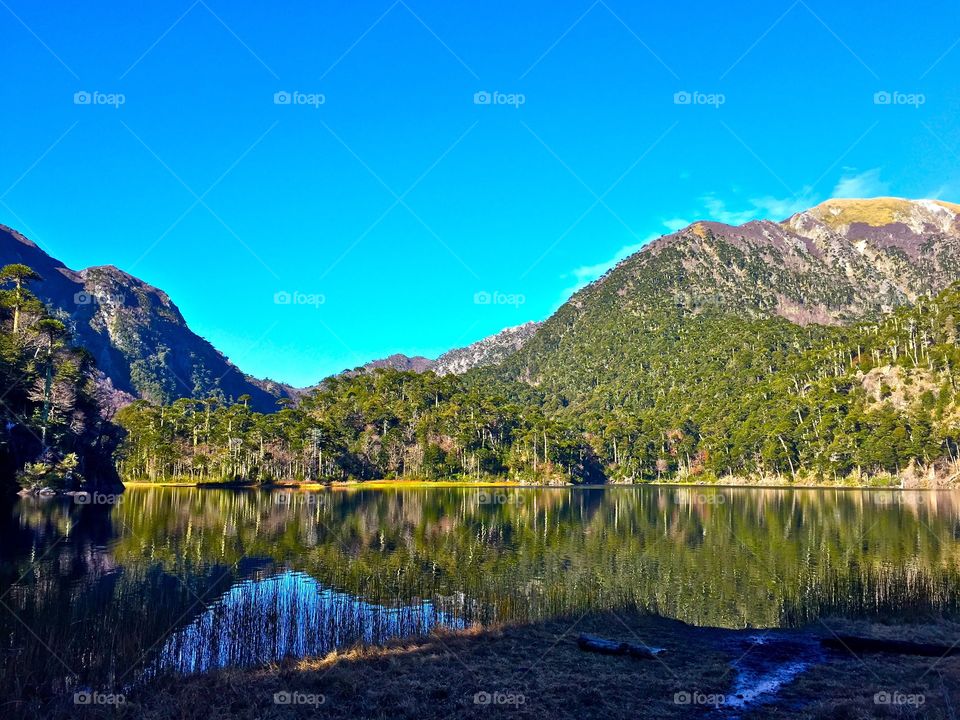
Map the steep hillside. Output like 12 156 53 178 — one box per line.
495 198 960 401
116 282 960 484
0 225 290 413
110 197 960 485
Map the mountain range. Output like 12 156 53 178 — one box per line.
4 197 960 418
349 322 542 377
0 225 542 412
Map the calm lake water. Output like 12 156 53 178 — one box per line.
1 485 959 692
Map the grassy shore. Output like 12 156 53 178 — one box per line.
25 611 960 719
119 465 960 490
120 478 528 489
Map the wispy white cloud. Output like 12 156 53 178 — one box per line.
663 218 691 232
702 192 816 225
923 183 960 202
561 233 661 301
831 168 889 198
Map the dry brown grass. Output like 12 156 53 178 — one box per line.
810 197 914 227
776 616 960 719
806 196 960 229
15 612 960 720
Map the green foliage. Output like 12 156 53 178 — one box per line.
116 282 960 486
17 453 80 491
115 370 593 484
491 282 960 483
0 264 115 491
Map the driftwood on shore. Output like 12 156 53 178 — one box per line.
822 635 960 657
576 633 664 659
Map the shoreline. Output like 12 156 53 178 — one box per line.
117 478 960 491
26 611 960 719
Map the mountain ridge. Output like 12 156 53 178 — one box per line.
5 196 959 415
0 224 292 413
564 196 960 326
491 198 960 415
338 322 544 379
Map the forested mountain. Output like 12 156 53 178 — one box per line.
469 197 960 483
496 198 960 400
115 282 960 486
12 197 960 487
0 225 291 412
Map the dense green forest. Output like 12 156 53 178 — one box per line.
114 283 960 486
0 264 118 491
489 296 960 484
4 255 960 488
114 371 601 484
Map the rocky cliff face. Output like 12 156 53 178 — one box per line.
0 225 291 413
784 198 960 311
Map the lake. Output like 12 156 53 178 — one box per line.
1 485 959 694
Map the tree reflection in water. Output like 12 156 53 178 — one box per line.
0 485 958 693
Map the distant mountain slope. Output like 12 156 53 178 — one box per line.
0 224 290 413
494 197 960 402
337 323 543 382
358 354 436 374
434 322 542 375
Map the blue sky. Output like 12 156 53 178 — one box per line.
1 0 959 386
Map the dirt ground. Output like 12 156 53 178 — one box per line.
16 611 960 719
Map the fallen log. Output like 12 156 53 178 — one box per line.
821 635 960 657
577 633 664 659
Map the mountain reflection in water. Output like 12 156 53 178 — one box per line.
1 485 958 692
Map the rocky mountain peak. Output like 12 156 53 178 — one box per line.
788 197 960 235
